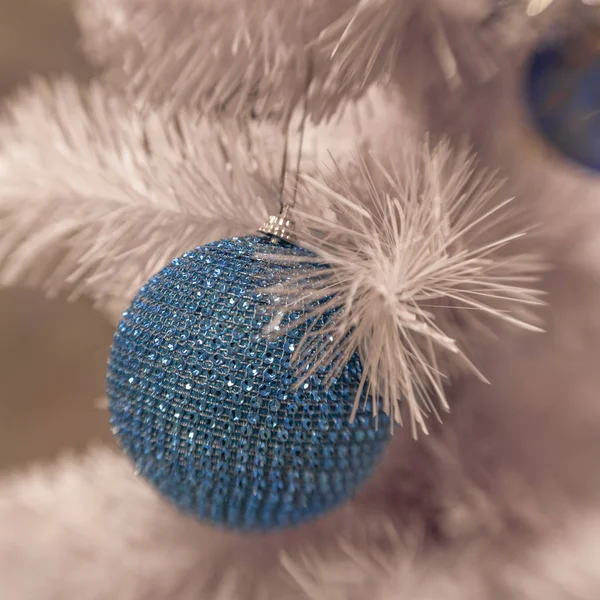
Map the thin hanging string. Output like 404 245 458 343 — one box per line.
277 123 291 212
291 56 313 210
277 52 314 215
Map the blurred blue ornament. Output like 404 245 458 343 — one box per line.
107 235 390 530
526 31 600 171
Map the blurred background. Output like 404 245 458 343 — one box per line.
0 0 115 471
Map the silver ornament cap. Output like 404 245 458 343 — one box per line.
258 206 296 243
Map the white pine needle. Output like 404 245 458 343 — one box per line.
262 143 545 436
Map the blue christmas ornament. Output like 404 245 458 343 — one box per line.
107 235 390 530
526 29 600 171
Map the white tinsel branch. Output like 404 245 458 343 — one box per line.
0 77 282 308
263 144 545 435
77 0 364 121
74 0 524 122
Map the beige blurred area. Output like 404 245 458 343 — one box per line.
0 0 117 471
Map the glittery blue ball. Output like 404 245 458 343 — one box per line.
107 236 390 530
526 35 600 171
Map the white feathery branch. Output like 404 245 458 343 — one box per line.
315 0 495 96
262 143 545 436
0 77 281 309
77 0 357 121
330 0 600 102
75 0 503 121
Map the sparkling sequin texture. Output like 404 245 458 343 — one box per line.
107 236 390 530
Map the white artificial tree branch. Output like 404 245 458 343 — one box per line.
74 0 522 122
0 77 282 309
